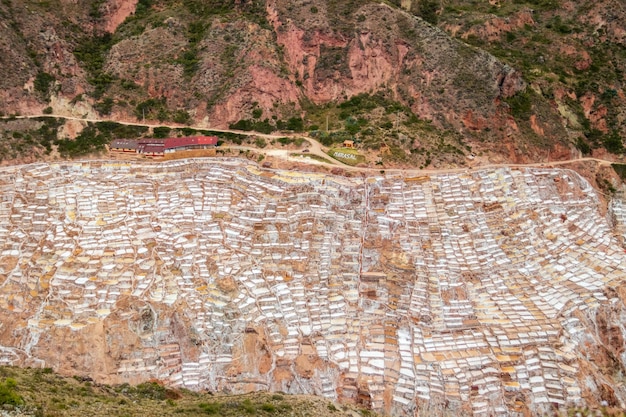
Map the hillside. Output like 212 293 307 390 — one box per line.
0 366 375 417
0 159 625 416
0 0 624 167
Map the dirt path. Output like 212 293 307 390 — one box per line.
2 114 621 174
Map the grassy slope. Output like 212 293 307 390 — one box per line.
0 366 378 417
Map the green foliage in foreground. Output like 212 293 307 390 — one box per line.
0 366 375 417
0 377 23 406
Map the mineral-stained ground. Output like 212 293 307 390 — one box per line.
0 159 625 416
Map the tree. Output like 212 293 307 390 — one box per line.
415 0 439 25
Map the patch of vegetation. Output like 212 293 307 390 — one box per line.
276 137 306 147
152 126 172 138
228 115 304 134
304 91 463 169
55 124 109 158
546 15 573 34
513 0 560 11
131 381 170 400
575 137 591 155
73 33 116 99
414 0 439 25
612 164 626 181
199 401 222 414
34 72 55 99
309 130 349 147
174 21 207 78
183 0 269 28
173 110 192 125
199 129 248 145
0 366 381 417
229 119 274 134
135 97 170 122
504 89 533 121
602 131 624 154
134 0 154 18
0 378 23 406
94 97 114 116
277 117 305 132
316 45 350 79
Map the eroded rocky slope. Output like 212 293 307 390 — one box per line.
2 0 626 166
0 159 625 416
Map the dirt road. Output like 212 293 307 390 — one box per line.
2 113 622 174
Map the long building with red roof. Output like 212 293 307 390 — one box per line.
163 136 218 153
110 136 218 157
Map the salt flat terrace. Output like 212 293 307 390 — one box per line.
0 159 625 416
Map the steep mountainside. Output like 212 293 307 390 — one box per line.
0 0 624 167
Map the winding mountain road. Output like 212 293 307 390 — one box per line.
2 113 622 174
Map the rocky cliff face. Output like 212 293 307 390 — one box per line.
268 1 524 130
0 160 625 416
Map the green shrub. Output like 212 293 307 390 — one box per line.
229 119 275 134
120 79 139 90
415 0 439 25
603 131 624 154
260 403 276 412
176 48 200 77
34 72 55 97
135 97 169 121
199 402 222 414
505 89 533 120
133 381 167 400
131 0 150 14
241 398 255 414
43 106 53 115
181 127 198 136
153 126 171 138
0 378 23 406
73 33 115 98
575 137 591 155
286 116 304 132
94 97 114 115
56 124 108 158
173 110 192 125
611 164 626 181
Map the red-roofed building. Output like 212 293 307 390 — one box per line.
137 139 166 157
164 136 218 153
110 135 218 158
